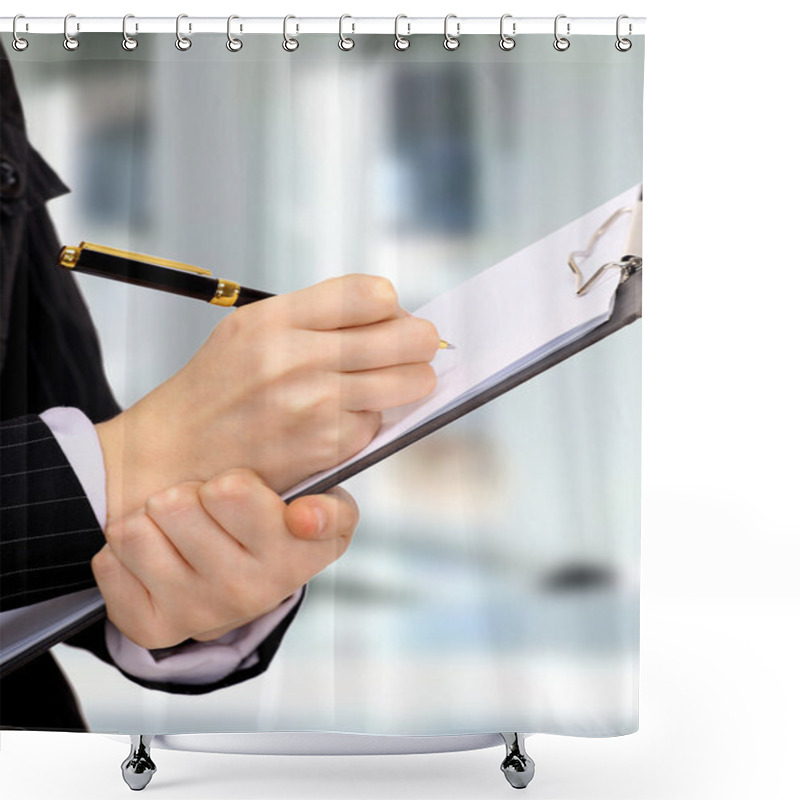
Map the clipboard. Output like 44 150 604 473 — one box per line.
1 590 106 678
1 189 642 677
285 186 643 501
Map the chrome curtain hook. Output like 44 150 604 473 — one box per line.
227 15 243 51
283 15 299 51
175 13 192 50
553 14 570 51
338 14 355 51
63 13 79 51
122 14 138 51
394 14 410 50
499 13 516 51
443 14 460 51
12 15 29 51
615 15 632 51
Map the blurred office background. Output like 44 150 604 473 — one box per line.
9 33 642 735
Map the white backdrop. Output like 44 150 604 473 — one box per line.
1 1 798 799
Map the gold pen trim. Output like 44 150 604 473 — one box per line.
211 279 241 307
58 242 214 277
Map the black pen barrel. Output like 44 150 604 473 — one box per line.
233 286 276 306
74 248 219 302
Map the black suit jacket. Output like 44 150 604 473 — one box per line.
0 43 300 731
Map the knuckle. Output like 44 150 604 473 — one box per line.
106 514 147 550
374 276 399 310
277 372 338 419
104 518 126 548
308 373 339 410
201 469 255 504
91 547 115 578
146 484 196 517
357 274 397 313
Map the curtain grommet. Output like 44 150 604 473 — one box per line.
553 14 570 51
283 15 299 52
63 14 79 51
12 15 29 51
122 14 138 51
615 15 633 51
338 14 355 51
175 14 192 51
394 15 411 51
443 14 460 51
499 14 516 51
226 15 243 52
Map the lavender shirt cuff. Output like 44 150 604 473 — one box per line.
39 406 301 684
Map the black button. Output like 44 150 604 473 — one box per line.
1 159 22 196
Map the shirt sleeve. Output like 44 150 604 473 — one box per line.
39 406 302 685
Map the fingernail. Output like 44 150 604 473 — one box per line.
313 506 327 536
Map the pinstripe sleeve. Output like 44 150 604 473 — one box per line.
0 414 106 611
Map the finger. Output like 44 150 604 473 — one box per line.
285 486 360 542
260 521 355 595
279 274 404 331
103 507 196 598
198 472 356 600
319 316 441 373
145 482 254 581
340 362 437 411
196 468 288 558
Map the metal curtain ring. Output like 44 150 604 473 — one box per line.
12 15 28 51
122 14 138 51
615 15 632 51
338 14 355 51
443 14 460 51
553 14 570 51
227 15 243 51
394 14 410 50
63 14 79 51
499 13 515 51
283 15 299 51
176 14 192 50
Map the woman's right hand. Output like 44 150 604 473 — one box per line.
96 274 440 523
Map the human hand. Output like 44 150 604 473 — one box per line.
91 468 358 649
97 274 439 522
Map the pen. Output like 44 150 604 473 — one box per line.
58 242 454 349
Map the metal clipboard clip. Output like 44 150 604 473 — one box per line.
568 192 643 296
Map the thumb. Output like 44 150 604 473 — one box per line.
285 487 360 543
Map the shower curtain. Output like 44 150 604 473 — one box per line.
1 20 643 744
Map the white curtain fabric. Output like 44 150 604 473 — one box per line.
12 31 643 737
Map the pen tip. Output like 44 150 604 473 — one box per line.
440 340 456 350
